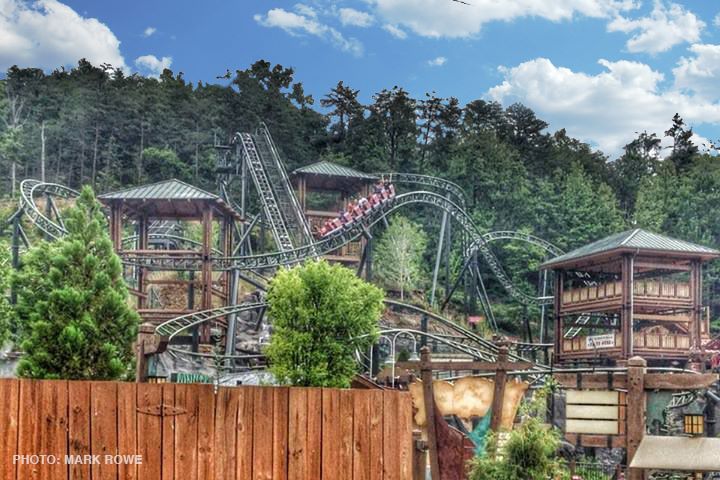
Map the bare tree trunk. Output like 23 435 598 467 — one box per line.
80 140 86 185
55 141 62 182
92 124 99 188
40 120 46 183
11 162 16 197
138 121 144 182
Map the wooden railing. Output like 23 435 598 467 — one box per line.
562 331 691 354
562 281 691 307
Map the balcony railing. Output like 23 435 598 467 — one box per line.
562 280 691 311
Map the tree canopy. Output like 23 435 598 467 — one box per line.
265 260 384 388
12 186 139 379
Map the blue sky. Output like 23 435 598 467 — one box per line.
2 0 720 157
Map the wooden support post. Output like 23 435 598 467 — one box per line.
412 431 427 480
690 260 702 350
135 322 168 382
201 206 213 311
621 254 634 360
490 340 509 433
420 346 440 480
137 214 148 310
553 270 563 364
626 356 646 480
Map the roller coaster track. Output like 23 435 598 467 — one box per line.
379 173 467 207
121 191 558 306
19 179 79 239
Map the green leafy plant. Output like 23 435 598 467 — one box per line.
265 260 384 388
468 383 568 480
13 186 139 379
0 242 12 345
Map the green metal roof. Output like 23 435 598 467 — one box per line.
293 161 376 180
542 228 720 268
98 179 220 201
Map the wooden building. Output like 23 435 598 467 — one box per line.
98 179 240 331
292 160 377 266
541 229 719 366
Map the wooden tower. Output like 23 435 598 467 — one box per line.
542 229 719 366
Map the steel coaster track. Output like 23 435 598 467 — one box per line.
19 179 79 239
379 172 467 208
156 302 266 340
257 123 316 251
239 132 295 251
121 191 558 307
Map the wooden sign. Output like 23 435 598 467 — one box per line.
565 390 621 436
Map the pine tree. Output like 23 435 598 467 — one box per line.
13 186 139 379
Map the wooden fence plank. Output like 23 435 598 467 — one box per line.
0 379 20 480
321 389 340 480
272 388 289 480
383 391 400 480
68 381 90 480
91 382 118 480
307 388 322 480
17 380 40 480
236 386 254 480
253 387 274 480
39 380 68 480
197 385 215 480
353 390 371 480
161 384 175 480
174 384 199 480
136 383 162 480
117 382 138 480
288 388 308 480
215 387 239 480
339 389 354 478
398 393 413 480
369 390 384 480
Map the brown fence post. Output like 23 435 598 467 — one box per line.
420 346 441 480
626 356 646 480
134 323 168 382
412 430 428 480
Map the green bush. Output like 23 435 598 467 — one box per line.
265 260 384 388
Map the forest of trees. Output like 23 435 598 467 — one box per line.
2 59 720 329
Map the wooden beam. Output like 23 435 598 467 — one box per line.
490 343 509 433
554 373 627 390
644 373 718 390
395 360 533 372
632 313 690 323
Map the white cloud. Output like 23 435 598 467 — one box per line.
143 26 156 37
382 23 407 39
134 54 172 77
607 1 704 54
367 0 637 38
487 56 720 155
338 7 374 27
427 56 447 67
0 0 126 71
254 6 363 56
674 44 720 101
714 13 720 27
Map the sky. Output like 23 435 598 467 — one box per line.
2 0 720 157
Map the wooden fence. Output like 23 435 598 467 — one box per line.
0 379 414 480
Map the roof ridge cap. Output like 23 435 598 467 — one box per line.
620 228 641 246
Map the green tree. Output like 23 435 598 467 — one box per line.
142 146 191 182
0 242 12 345
13 186 139 379
665 113 698 173
265 260 383 388
374 216 428 300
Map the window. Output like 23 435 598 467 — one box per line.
683 414 704 435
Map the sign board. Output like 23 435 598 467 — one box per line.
586 333 615 349
565 390 621 436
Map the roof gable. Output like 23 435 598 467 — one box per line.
98 179 219 201
293 161 376 180
542 229 719 268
